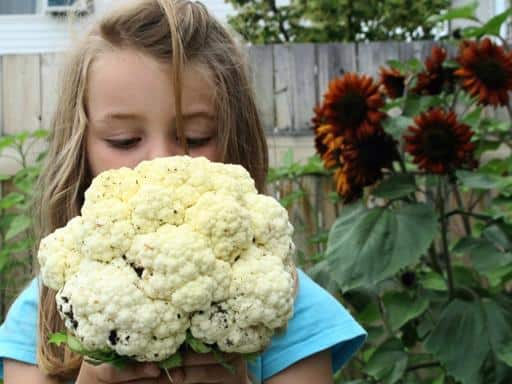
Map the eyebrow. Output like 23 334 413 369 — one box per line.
98 111 215 123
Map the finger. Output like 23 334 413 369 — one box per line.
95 362 161 382
181 363 244 383
181 351 238 366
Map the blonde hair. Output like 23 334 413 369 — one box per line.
33 0 272 379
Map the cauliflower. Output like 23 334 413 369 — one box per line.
38 156 295 363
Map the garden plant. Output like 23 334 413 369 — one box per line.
271 4 512 384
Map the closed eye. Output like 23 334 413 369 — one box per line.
105 137 141 149
185 137 212 148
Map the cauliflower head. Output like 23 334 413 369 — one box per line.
38 156 295 362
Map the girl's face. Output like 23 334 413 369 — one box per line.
86 48 219 177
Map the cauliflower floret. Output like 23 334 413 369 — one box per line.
81 199 135 262
190 247 294 353
208 162 257 197
125 224 229 311
186 192 253 262
244 194 294 260
129 184 185 233
228 247 295 329
135 156 192 190
56 259 189 361
84 167 140 204
37 216 84 290
190 303 273 353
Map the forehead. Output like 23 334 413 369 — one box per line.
87 48 215 118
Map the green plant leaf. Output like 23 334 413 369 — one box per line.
420 271 447 291
427 1 478 23
5 215 31 240
382 116 414 139
49 332 69 346
382 291 429 332
160 353 183 369
279 190 306 208
326 202 437 291
386 59 406 72
453 236 512 286
186 333 212 353
372 174 417 199
425 299 490 384
456 170 502 190
364 338 408 383
307 260 339 295
402 95 444 117
0 192 25 210
483 296 512 367
0 136 15 152
461 106 482 128
31 129 49 139
462 8 512 38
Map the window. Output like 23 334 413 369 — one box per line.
47 0 80 6
0 0 38 14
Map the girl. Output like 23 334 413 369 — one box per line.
0 0 366 383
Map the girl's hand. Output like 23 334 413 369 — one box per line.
168 351 250 384
76 360 162 383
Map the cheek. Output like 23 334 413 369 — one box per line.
193 140 221 162
86 135 139 177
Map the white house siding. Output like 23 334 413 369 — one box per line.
0 0 234 54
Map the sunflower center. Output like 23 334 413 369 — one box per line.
335 91 367 127
472 58 506 89
387 76 405 97
422 125 456 161
358 134 396 170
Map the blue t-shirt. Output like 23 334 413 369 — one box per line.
0 270 365 383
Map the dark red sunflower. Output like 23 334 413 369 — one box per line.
321 73 385 139
404 108 477 174
333 129 399 202
380 67 406 99
455 38 512 106
315 124 342 169
334 166 363 203
412 46 455 95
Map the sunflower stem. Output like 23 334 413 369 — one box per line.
377 295 394 337
443 209 495 223
450 177 472 236
428 244 443 274
450 88 460 112
438 176 455 300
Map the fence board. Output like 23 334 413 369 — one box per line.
41 53 61 131
273 44 293 133
317 43 357 103
3 55 41 134
273 44 317 134
291 44 317 133
357 41 401 77
398 41 437 65
248 45 275 134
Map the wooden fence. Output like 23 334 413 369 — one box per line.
0 40 447 318
0 40 448 170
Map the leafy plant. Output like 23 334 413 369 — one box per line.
269 4 512 383
225 0 450 43
0 129 47 322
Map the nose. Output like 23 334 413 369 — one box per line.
146 136 186 160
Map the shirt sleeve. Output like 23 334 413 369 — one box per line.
0 277 39 379
261 269 366 380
